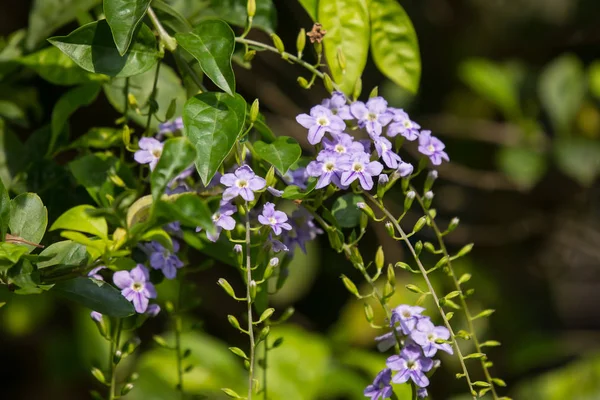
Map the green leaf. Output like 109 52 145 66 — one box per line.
140 229 173 252
25 0 98 50
0 243 29 272
554 138 600 186
18 46 106 86
298 0 318 20
151 137 196 200
37 240 88 269
183 92 246 185
68 127 123 150
0 178 9 239
282 179 316 200
254 137 302 175
104 0 152 55
318 0 369 95
52 277 135 317
589 61 600 100
103 63 187 130
369 0 421 94
539 54 585 135
199 0 277 34
331 193 364 228
9 193 48 253
497 147 547 189
9 259 48 294
156 193 214 233
48 20 159 78
175 20 236 96
459 58 521 120
0 119 26 191
50 205 108 239
50 83 102 155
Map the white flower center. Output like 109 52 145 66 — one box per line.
132 282 144 292
427 144 435 152
323 162 335 172
352 162 364 173
152 148 162 158
427 333 436 342
367 112 378 122
334 144 346 153
380 142 388 152
316 117 329 126
236 179 248 188
402 311 411 318
212 212 221 222
268 217 277 225
407 360 418 370
403 120 412 128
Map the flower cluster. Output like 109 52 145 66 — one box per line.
297 92 449 194
365 305 453 399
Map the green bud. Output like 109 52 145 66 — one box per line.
341 274 360 298
113 350 122 364
297 76 309 89
458 273 471 285
122 125 131 147
360 212 368 230
218 278 239 300
352 77 362 101
405 284 425 294
270 33 285 54
121 383 134 396
127 93 138 108
323 73 334 94
153 335 171 348
249 280 257 301
277 307 295 323
91 367 106 384
263 263 275 280
229 347 249 359
423 191 434 209
348 246 364 266
183 349 192 358
121 337 141 357
326 228 343 252
314 41 323 55
357 202 376 220
296 28 306 57
423 241 436 253
250 99 259 122
385 221 394 237
364 303 374 322
369 86 378 98
257 308 275 324
413 216 427 233
387 265 396 287
258 326 270 341
404 191 415 210
383 281 394 298
424 170 438 192
222 388 243 398
415 240 423 256
165 301 174 313
375 246 384 271
472 309 495 320
448 217 460 232
244 50 256 62
247 0 256 17
228 315 242 331
272 337 284 348
456 243 474 257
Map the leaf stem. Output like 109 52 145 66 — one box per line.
245 203 255 400
363 192 477 400
147 7 177 52
412 188 499 399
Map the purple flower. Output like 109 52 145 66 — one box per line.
144 240 184 279
374 326 402 352
233 244 243 253
418 131 449 166
88 266 106 281
306 151 349 189
157 117 183 139
378 174 389 185
322 91 352 119
282 208 323 254
391 305 426 334
364 368 393 400
282 167 308 189
397 162 414 177
296 105 346 145
113 265 157 314
146 304 161 317
90 311 103 322
205 203 237 242
164 221 182 236
339 152 384 191
350 97 393 137
221 165 266 202
387 109 420 140
417 388 428 398
374 136 401 169
322 132 365 155
386 344 434 387
134 137 163 170
270 237 289 253
411 318 453 357
267 186 284 197
258 203 292 235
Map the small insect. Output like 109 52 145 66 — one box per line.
307 23 327 43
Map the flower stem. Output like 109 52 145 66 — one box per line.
175 275 185 398
262 337 268 400
412 188 499 399
107 318 123 400
145 61 161 134
147 7 177 52
245 203 256 400
363 192 477 400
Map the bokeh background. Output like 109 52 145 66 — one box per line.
1 0 600 399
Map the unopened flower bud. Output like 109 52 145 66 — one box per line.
423 191 434 209
424 170 438 192
404 191 415 210
378 174 389 185
357 202 376 220
375 246 384 271
250 99 259 123
271 33 285 54
415 241 423 256
369 86 379 98
323 73 334 93
398 162 414 178
448 217 460 232
247 0 256 17
385 221 395 237
296 28 306 58
297 76 309 88
121 383 134 396
352 77 362 101
249 280 257 301
269 257 279 267
244 50 256 62
234 244 243 253
258 326 270 341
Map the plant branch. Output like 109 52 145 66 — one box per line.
147 7 177 52
107 318 123 400
363 192 477 400
245 203 256 400
175 275 185 398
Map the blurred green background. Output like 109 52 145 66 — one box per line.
2 0 600 399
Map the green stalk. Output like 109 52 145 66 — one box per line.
245 203 256 400
107 318 123 400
